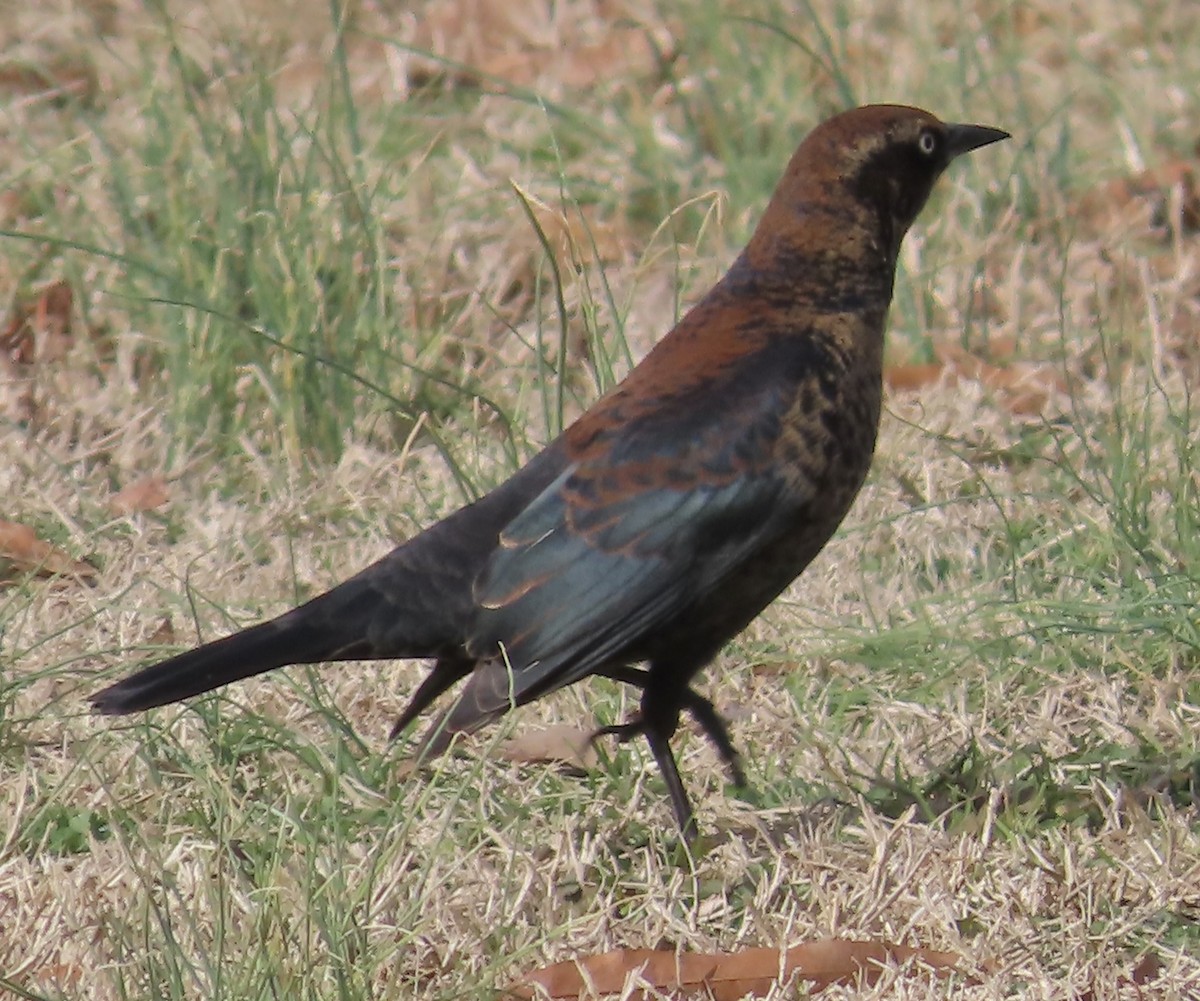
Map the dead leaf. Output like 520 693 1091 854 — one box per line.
935 342 1066 416
527 200 632 266
1129 952 1163 985
1074 951 1166 1001
501 724 599 774
884 362 948 393
886 345 1065 417
0 188 29 225
510 938 971 1000
32 960 84 989
403 0 675 92
110 475 170 515
0 519 96 584
146 617 176 646
977 332 1020 362
0 279 75 365
1081 157 1200 236
495 24 672 90
0 60 97 101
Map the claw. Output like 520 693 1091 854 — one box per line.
595 666 749 789
588 717 645 747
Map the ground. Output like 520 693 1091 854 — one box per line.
1 1 1198 998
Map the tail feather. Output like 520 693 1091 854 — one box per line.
90 567 411 714
411 659 520 758
91 610 345 714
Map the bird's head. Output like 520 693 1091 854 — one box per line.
756 104 1008 273
839 105 1008 241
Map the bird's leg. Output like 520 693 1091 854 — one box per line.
593 666 746 787
679 696 747 788
592 718 697 838
585 681 698 839
587 667 660 746
638 689 697 842
594 664 651 689
643 721 698 843
589 717 644 744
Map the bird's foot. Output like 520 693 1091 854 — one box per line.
589 717 647 747
593 668 748 789
681 693 748 789
588 714 698 844
589 706 747 791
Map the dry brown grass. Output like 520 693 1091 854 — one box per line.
3 1 1200 998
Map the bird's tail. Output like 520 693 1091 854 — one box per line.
90 580 388 715
92 610 345 714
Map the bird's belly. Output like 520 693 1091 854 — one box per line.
638 490 862 671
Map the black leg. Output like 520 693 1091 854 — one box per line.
590 718 643 744
643 723 698 843
681 696 746 788
593 683 697 842
595 666 746 787
596 665 651 688
389 653 473 742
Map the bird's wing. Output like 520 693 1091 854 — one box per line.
477 462 786 678
434 345 826 738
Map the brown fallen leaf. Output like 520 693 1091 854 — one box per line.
1079 156 1200 236
0 279 74 366
500 724 599 774
527 199 632 266
0 519 96 584
1074 951 1167 1001
1127 951 1163 987
510 937 971 1000
110 475 170 515
145 617 176 646
886 345 1065 417
403 0 675 92
0 60 97 101
884 361 948 393
935 342 1066 416
31 960 84 990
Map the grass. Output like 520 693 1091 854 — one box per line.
3 0 1200 998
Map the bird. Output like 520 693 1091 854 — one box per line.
91 105 1008 841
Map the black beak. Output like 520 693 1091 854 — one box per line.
945 123 1010 159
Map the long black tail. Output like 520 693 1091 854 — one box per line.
89 562 429 715
91 610 341 714
91 443 568 719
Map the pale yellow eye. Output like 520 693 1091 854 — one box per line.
917 130 938 156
